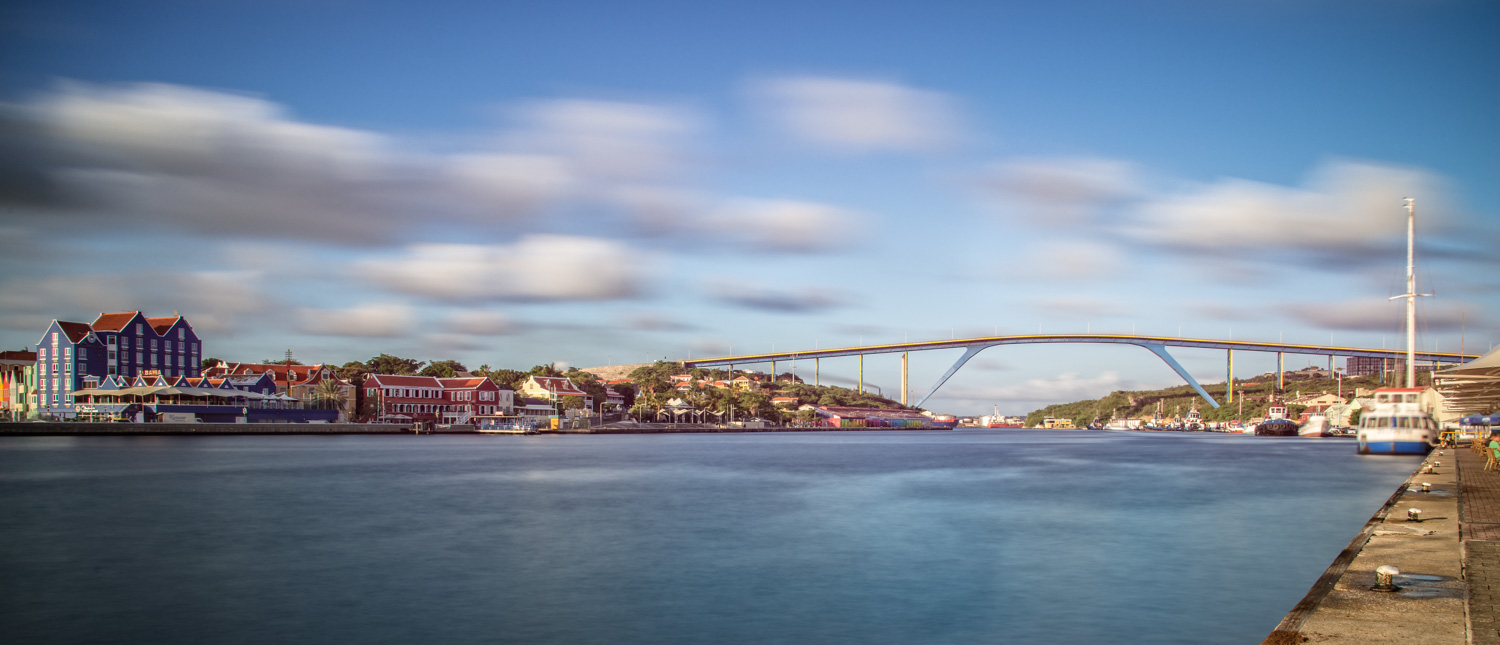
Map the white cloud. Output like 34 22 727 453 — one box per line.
358 235 650 302
1123 161 1445 256
295 303 416 338
750 76 960 153
505 98 699 181
446 153 577 216
706 199 861 252
976 157 1144 227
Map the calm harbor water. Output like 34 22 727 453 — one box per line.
0 430 1419 644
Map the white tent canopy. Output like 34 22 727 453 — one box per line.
1436 344 1500 414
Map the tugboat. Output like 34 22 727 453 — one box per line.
1254 402 1299 437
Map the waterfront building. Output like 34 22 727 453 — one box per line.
362 374 445 424
34 312 202 419
515 397 557 423
812 406 934 429
437 377 512 424
205 363 356 421
603 386 624 410
518 376 592 410
1 350 37 420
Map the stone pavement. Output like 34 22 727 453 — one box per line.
1266 444 1500 645
1265 443 1500 644
1458 442 1500 644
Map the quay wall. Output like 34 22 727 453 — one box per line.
0 422 416 435
0 422 955 436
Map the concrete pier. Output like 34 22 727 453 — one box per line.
1264 443 1499 644
0 421 416 435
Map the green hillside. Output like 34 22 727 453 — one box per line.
1024 370 1390 428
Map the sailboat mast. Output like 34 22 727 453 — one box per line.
1404 198 1416 388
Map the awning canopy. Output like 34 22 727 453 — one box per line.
1436 344 1500 414
72 386 275 401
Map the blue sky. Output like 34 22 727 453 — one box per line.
2 0 1497 414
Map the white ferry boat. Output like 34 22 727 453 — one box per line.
474 415 539 435
1356 388 1437 455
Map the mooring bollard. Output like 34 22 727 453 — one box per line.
1372 565 1401 592
1407 508 1422 522
1421 482 1431 493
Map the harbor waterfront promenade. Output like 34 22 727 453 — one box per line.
1264 442 1499 644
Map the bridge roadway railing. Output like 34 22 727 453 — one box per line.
679 334 1476 410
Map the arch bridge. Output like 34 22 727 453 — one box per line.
679 334 1477 410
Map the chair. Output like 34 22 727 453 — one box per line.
1488 445 1500 472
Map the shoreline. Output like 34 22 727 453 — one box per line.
0 421 955 436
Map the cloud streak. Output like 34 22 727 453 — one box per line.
357 235 652 303
750 76 960 153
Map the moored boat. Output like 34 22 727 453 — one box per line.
1299 414 1328 437
1254 419 1299 437
1357 200 1438 456
474 415 538 434
1356 388 1437 455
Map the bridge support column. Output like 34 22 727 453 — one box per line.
858 355 864 394
1226 350 1234 405
915 344 992 409
1277 352 1285 391
1139 344 1220 409
815 358 819 387
771 360 776 382
901 352 908 407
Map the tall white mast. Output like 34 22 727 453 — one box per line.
1406 198 1416 387
1391 198 1430 388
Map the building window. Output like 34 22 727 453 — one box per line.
78 348 86 359
108 366 116 375
179 329 185 340
64 347 72 359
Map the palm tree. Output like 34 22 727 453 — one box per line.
312 379 350 420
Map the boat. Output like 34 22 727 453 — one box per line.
1254 420 1300 437
1356 199 1438 456
1356 388 1437 455
474 415 538 435
985 405 1023 428
1299 414 1328 437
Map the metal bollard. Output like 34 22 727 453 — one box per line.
1407 508 1422 522
1372 565 1401 592
1421 482 1431 493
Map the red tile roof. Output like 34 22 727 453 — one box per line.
57 321 94 343
438 377 493 389
530 376 587 397
91 312 138 332
367 374 444 388
145 316 181 334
